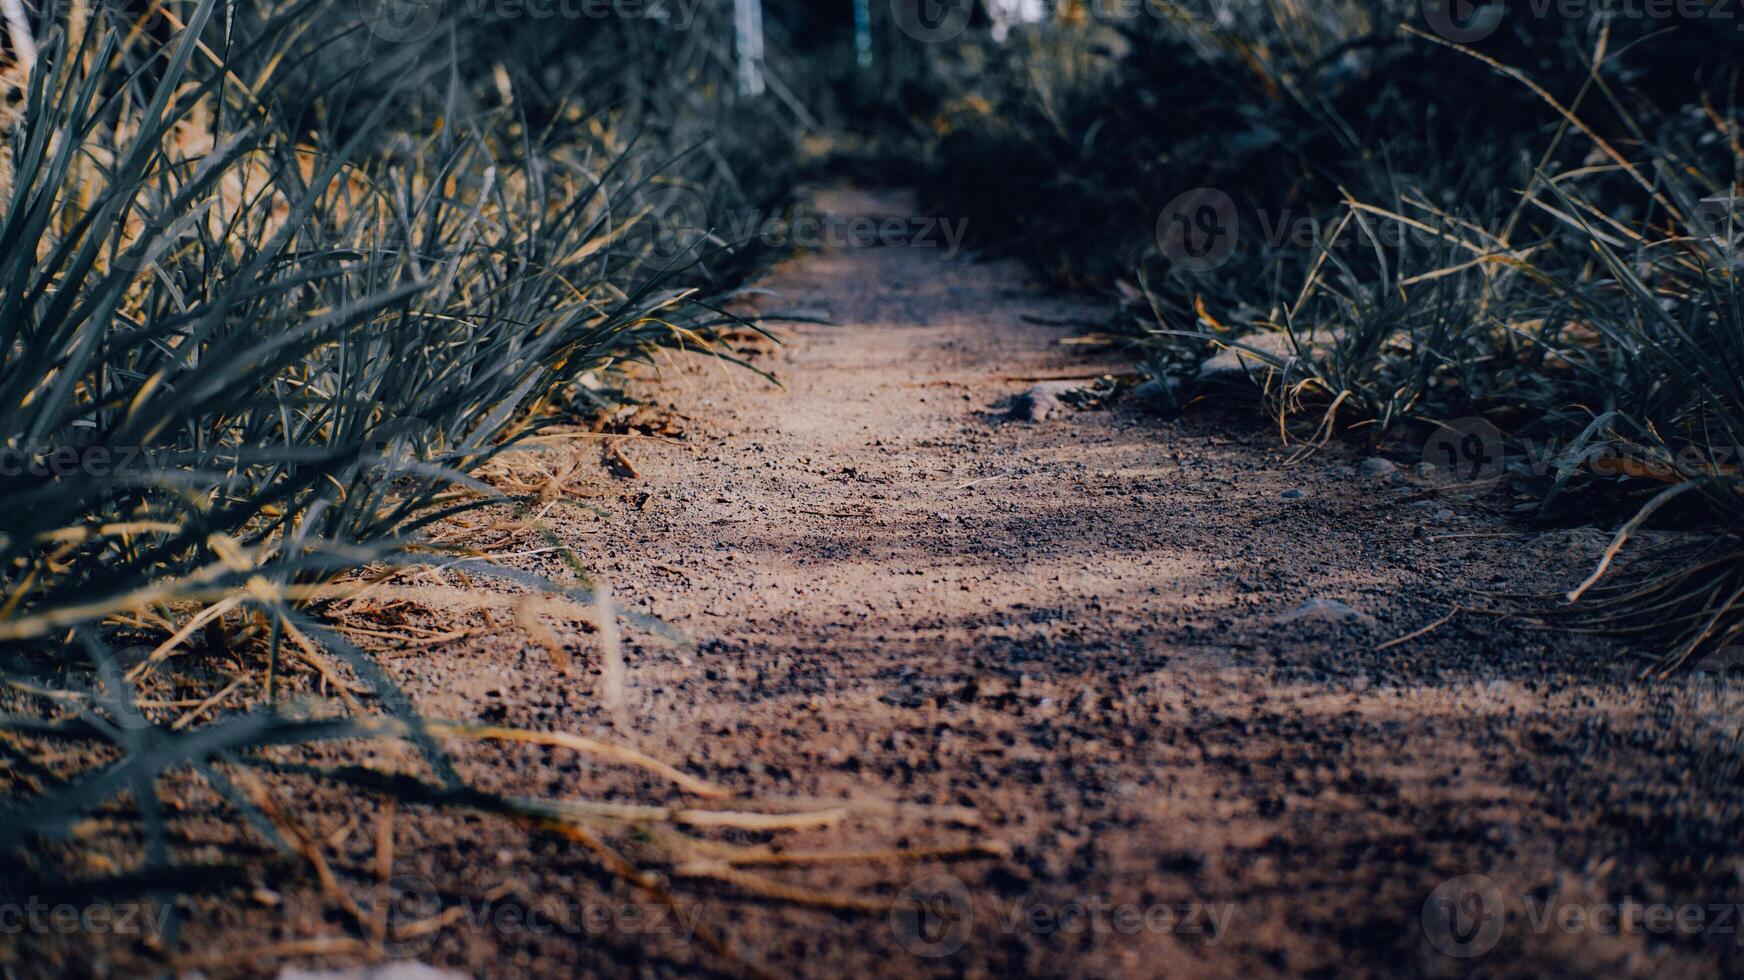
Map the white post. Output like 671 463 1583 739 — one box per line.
854 0 871 69
733 0 765 96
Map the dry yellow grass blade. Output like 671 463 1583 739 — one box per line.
534 798 845 831
750 794 985 826
0 554 253 639
675 808 846 831
715 841 1012 868
559 206 650 264
513 595 575 676
276 616 367 709
669 862 890 913
369 719 730 799
593 578 627 725
169 679 244 730
34 520 184 545
173 936 372 971
537 821 771 979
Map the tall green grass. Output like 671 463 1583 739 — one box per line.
0 0 802 942
0 0 794 639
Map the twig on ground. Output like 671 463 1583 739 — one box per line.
1375 606 1460 651
957 472 1010 490
606 442 642 479
170 679 244 730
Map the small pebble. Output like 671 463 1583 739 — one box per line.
1281 488 1305 499
1011 382 1075 422
1275 598 1373 625
1357 457 1397 478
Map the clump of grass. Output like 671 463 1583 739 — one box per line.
884 2 1744 671
0 0 799 635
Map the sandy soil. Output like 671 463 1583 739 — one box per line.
11 189 1744 978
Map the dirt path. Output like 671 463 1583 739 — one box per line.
164 189 1743 977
